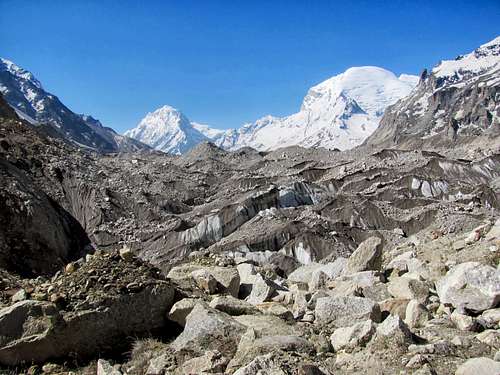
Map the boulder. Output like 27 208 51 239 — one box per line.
233 354 285 375
209 295 260 315
97 359 122 375
181 350 229 374
405 300 430 329
345 237 382 274
0 282 174 365
314 296 381 327
330 320 376 352
387 277 429 302
451 310 477 331
256 302 294 321
371 314 413 348
168 298 209 327
191 269 218 294
455 357 500 375
476 330 500 349
170 303 246 357
209 267 241 298
436 262 500 312
247 274 278 304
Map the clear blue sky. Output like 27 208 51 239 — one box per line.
1 1 499 132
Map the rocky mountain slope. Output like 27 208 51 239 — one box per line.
0 58 150 153
365 37 500 151
0 79 499 374
126 67 417 154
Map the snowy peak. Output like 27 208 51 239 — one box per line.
125 105 211 155
0 57 149 152
302 66 417 118
432 36 500 87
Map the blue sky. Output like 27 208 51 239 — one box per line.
1 1 499 132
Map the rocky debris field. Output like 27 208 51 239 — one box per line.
0 95 500 374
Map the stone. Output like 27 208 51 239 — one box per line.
209 295 260 315
480 308 500 328
387 277 429 302
97 359 122 375
119 245 134 261
476 330 500 349
237 263 258 297
11 289 27 302
257 302 294 321
288 263 324 284
330 320 376 352
191 269 218 294
362 283 391 302
379 298 410 320
209 267 241 298
145 354 174 375
455 357 500 375
170 303 246 357
314 296 381 327
372 314 413 347
181 350 229 374
0 279 174 366
345 237 382 274
233 354 284 375
234 314 299 337
436 262 500 312
451 310 477 331
405 299 430 329
168 298 209 327
247 274 277 304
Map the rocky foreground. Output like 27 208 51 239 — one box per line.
0 93 500 374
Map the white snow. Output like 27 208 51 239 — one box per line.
126 66 418 154
432 36 500 82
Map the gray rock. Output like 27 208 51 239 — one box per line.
11 289 27 303
330 320 376 352
209 267 241 298
405 300 430 329
436 262 500 312
168 298 209 327
345 237 382 274
314 296 381 327
373 314 413 346
170 303 246 357
97 359 122 375
191 269 218 294
451 310 477 331
455 357 500 375
209 295 260 315
476 330 500 349
247 274 277 305
387 277 429 302
233 354 285 375
0 282 174 366
181 350 229 374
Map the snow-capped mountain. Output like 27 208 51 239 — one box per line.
225 66 418 151
0 58 149 152
127 66 417 154
124 106 210 155
365 36 500 149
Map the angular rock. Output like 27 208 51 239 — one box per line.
405 300 430 329
209 295 260 316
345 237 382 274
476 330 500 349
181 350 229 374
451 310 477 331
314 296 381 327
170 303 246 357
168 298 209 327
372 314 413 347
330 320 376 352
436 262 500 312
256 302 294 321
233 354 285 375
247 274 277 305
191 269 218 294
209 267 241 298
387 276 429 302
97 359 122 375
0 281 174 365
455 357 500 375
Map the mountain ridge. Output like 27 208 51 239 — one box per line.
127 66 418 154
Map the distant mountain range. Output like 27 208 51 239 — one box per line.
126 67 418 154
2 36 499 154
0 58 149 153
365 36 500 149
